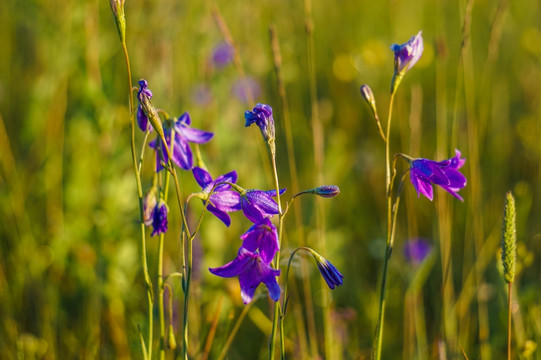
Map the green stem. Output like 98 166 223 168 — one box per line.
121 39 154 360
507 282 512 360
374 91 396 360
268 145 284 360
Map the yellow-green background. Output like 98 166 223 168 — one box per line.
1 0 541 358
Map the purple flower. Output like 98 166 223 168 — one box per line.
151 200 168 236
391 31 424 75
241 189 285 223
149 112 213 171
212 42 234 68
403 238 432 265
209 247 281 304
245 103 275 142
232 77 262 103
409 149 467 201
137 80 153 132
240 218 279 264
192 167 241 227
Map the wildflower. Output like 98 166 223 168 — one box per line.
240 189 285 223
391 31 424 75
403 238 432 265
390 31 423 94
212 42 234 68
137 80 153 132
240 218 279 264
307 249 344 290
137 79 165 137
209 247 281 304
151 200 168 236
149 112 213 171
294 185 340 199
409 149 467 201
245 103 275 144
192 167 241 227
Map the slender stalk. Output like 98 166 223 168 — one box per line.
507 282 512 360
373 91 396 360
268 146 284 360
121 39 154 360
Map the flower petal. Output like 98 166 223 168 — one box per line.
180 126 214 144
207 205 231 227
192 167 213 188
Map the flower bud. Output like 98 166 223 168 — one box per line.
151 200 168 237
293 185 340 199
360 85 377 116
501 191 517 284
142 186 158 226
137 80 165 138
109 0 126 43
304 248 344 290
245 103 275 153
167 324 177 350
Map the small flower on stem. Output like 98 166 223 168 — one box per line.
294 185 340 199
305 249 344 290
240 218 279 264
151 200 168 236
390 31 423 93
209 247 281 304
137 80 153 132
192 167 241 226
409 149 467 201
245 103 275 145
149 113 213 171
240 189 285 223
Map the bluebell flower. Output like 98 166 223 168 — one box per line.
245 103 275 143
409 149 467 201
137 79 153 132
391 31 424 75
240 218 279 264
240 189 285 223
192 167 241 227
314 255 344 290
151 200 168 236
209 247 281 304
149 112 213 171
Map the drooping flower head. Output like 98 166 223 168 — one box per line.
403 238 432 265
245 103 275 144
306 249 344 290
192 167 241 227
409 149 467 201
240 218 279 264
240 189 285 223
391 31 424 75
390 31 423 94
151 200 168 236
149 112 213 171
137 79 154 132
209 247 281 304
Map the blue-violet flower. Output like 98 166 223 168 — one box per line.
403 238 432 265
241 189 285 223
391 31 424 75
409 149 467 201
212 42 234 68
151 200 168 236
192 167 241 227
240 218 279 264
149 112 213 171
245 103 275 143
313 252 344 290
137 80 154 132
209 247 281 304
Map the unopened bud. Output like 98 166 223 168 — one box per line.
109 0 126 43
142 186 158 226
167 324 177 350
360 85 377 115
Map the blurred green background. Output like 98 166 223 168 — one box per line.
1 0 541 358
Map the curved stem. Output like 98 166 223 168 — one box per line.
374 91 396 360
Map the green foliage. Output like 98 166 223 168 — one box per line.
1 0 541 358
